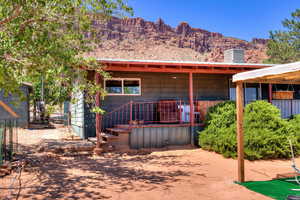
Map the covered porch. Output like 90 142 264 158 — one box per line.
92 59 271 150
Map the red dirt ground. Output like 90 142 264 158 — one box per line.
0 127 297 200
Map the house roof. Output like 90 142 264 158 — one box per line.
97 58 273 67
233 61 300 84
97 58 275 74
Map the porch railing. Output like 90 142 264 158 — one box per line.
0 119 18 165
101 100 218 131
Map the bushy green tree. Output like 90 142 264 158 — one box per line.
286 114 300 153
199 101 297 160
266 9 300 64
200 101 237 158
244 101 291 160
0 0 132 108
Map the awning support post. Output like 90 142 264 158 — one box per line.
236 81 245 182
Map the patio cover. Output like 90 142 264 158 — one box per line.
233 61 300 84
232 61 300 182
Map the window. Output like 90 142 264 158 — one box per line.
124 80 140 94
230 87 258 102
105 80 122 94
105 78 141 95
229 80 259 103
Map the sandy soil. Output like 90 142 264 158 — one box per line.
0 128 297 200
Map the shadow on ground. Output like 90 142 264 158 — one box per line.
7 143 205 200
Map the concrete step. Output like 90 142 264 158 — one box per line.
87 137 107 145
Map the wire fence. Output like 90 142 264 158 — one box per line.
0 119 18 165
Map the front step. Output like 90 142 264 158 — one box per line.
104 127 131 151
88 127 132 153
88 137 115 152
87 137 107 145
101 133 119 142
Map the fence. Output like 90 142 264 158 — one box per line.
0 119 18 165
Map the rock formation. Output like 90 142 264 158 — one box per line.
88 17 268 63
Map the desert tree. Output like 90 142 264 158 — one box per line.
0 0 132 115
266 9 300 63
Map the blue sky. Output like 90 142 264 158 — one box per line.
129 0 299 41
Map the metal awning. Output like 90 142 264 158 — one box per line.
233 61 300 84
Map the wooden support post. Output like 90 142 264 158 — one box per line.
189 72 195 145
236 81 245 182
95 72 102 151
268 84 272 103
189 72 194 126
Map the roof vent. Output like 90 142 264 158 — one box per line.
224 49 245 63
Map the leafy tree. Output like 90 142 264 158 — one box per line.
0 0 133 111
266 9 300 63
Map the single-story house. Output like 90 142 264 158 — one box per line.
0 82 32 128
70 49 299 150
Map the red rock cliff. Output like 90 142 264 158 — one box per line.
89 17 268 63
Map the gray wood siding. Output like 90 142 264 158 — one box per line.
102 72 230 112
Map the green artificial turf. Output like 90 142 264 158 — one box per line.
237 178 300 200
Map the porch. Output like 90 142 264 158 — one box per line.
100 99 218 150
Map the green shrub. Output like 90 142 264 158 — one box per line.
200 101 237 158
286 114 300 155
204 101 236 128
244 100 284 131
199 100 296 160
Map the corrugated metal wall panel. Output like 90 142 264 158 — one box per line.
272 100 300 118
273 100 291 118
130 126 191 149
292 100 300 116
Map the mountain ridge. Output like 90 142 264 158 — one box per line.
87 17 268 63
